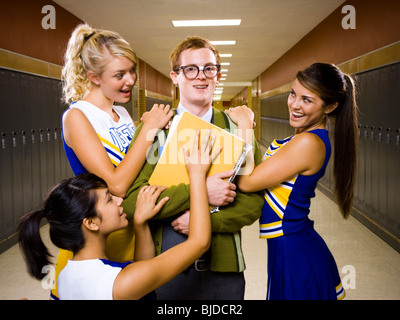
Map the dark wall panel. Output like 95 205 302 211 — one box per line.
0 68 73 252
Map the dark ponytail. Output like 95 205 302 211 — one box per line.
18 173 107 280
332 74 358 218
18 210 51 280
297 63 358 218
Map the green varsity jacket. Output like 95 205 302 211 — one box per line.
122 108 264 272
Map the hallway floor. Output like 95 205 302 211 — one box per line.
0 189 399 300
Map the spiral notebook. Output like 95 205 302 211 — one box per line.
149 111 251 212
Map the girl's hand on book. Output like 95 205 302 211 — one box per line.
183 129 221 177
134 185 169 225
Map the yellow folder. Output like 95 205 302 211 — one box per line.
149 111 249 187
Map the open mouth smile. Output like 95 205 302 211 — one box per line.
120 88 132 96
291 111 305 119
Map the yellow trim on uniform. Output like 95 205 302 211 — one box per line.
259 231 284 239
97 133 126 156
336 283 346 300
260 221 281 228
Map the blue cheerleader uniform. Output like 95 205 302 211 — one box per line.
260 129 345 300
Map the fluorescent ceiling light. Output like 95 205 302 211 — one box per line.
221 62 230 66
172 19 241 27
221 69 229 72
220 78 226 81
220 54 232 57
222 81 252 86
211 40 236 45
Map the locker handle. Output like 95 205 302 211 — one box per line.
1 132 5 149
31 129 36 144
363 125 368 139
21 130 27 145
12 131 17 147
386 128 391 144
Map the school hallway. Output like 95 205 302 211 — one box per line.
0 187 399 300
1 0 399 302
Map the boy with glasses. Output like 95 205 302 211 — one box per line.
123 36 264 299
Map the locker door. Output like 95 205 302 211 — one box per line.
51 80 61 183
27 75 41 209
354 125 362 208
9 72 24 231
36 77 48 199
0 69 8 240
11 130 23 225
370 126 380 220
0 132 14 239
30 129 41 208
395 130 400 238
45 79 55 189
21 129 33 215
386 128 397 237
377 127 387 222
20 74 33 216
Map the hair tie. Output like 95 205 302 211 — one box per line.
83 31 96 45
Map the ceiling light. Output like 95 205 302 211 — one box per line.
211 40 236 45
221 62 230 66
220 78 226 81
220 54 232 58
172 19 241 27
221 69 229 72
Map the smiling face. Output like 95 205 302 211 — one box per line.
94 188 128 235
170 48 221 116
288 79 334 134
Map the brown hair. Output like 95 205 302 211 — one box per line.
169 36 221 72
296 63 358 218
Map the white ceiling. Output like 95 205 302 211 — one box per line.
54 0 344 100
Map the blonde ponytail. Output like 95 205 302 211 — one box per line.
62 24 137 104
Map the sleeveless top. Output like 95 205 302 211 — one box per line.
259 129 331 239
62 100 135 175
57 259 156 300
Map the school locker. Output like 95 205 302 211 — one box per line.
0 68 74 249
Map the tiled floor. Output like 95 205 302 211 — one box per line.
1 189 399 300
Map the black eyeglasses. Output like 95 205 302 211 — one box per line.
176 65 221 79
